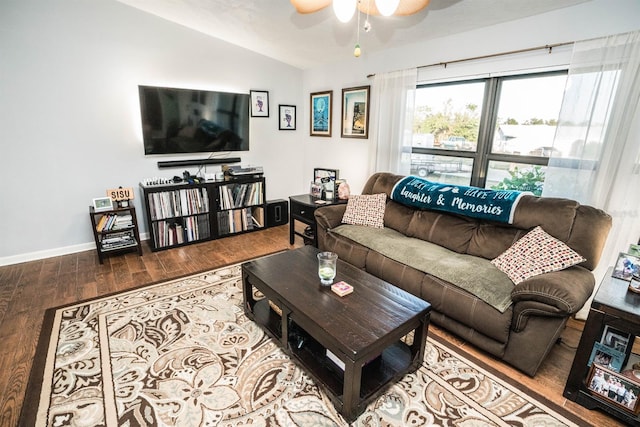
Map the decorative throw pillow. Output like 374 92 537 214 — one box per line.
341 193 387 228
491 226 586 285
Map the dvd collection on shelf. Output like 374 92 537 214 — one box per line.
147 187 209 220
219 181 264 210
100 231 137 251
95 213 133 232
217 206 265 235
152 214 211 248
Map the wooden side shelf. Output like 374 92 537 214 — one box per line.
89 205 142 264
563 268 640 426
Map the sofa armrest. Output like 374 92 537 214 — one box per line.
314 205 347 230
511 266 595 315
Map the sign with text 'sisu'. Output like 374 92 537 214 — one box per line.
107 187 134 201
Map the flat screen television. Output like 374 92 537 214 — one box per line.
138 85 250 155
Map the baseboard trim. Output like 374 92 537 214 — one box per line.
0 232 150 267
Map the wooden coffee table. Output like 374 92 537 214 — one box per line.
242 246 431 422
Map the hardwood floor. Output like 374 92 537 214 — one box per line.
0 225 623 426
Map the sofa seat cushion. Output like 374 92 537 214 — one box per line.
330 224 514 312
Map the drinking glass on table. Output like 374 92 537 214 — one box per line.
317 252 338 285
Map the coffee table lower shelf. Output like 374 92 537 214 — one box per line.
249 298 418 421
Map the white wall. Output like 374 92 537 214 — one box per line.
300 0 640 195
2 0 639 265
0 0 304 264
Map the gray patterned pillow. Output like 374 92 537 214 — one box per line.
341 193 387 228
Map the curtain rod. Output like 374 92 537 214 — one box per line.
366 41 574 78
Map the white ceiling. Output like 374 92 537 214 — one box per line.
115 0 590 69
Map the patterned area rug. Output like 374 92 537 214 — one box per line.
22 260 579 426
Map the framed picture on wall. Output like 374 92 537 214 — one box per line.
341 85 370 138
250 90 269 117
278 105 296 130
310 90 332 137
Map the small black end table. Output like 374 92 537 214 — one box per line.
563 267 640 426
289 194 347 246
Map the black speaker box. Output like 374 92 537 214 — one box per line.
266 199 289 227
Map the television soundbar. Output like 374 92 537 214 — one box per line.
157 158 241 168
139 85 250 155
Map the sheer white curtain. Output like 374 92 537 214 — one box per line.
368 68 417 175
543 30 640 317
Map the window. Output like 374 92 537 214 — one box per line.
411 71 567 195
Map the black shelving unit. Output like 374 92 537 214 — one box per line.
139 176 266 251
89 205 142 264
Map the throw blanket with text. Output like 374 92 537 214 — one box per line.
391 176 528 224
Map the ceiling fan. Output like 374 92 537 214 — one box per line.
291 0 431 57
290 0 431 17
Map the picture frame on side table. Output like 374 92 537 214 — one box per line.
314 168 339 199
278 105 296 130
586 364 640 414
250 90 269 117
341 85 370 138
310 90 332 137
612 252 640 281
588 341 627 372
92 197 113 212
601 325 633 356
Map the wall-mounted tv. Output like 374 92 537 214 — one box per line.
138 85 250 155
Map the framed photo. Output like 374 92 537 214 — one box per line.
314 168 339 198
629 244 640 257
250 90 269 117
588 341 627 372
310 182 323 198
612 252 640 281
341 85 370 138
310 90 332 137
92 197 113 212
278 105 296 130
601 325 632 355
586 364 640 414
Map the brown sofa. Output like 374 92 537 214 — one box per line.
315 172 612 376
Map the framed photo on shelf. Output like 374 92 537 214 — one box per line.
314 168 339 198
629 244 640 257
92 197 113 212
601 325 632 355
586 364 640 414
310 182 323 198
278 104 296 130
588 342 627 372
612 252 640 281
310 90 332 137
341 85 370 138
250 90 269 117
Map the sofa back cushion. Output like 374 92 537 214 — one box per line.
383 200 414 234
361 172 612 271
407 210 477 254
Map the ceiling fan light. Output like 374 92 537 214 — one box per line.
333 0 357 23
375 0 400 16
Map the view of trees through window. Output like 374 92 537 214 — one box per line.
410 71 567 194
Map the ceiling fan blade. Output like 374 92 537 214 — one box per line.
357 0 430 16
290 0 331 14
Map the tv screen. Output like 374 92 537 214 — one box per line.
138 85 250 155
